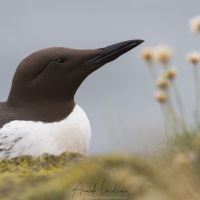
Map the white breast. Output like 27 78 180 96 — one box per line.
0 105 91 158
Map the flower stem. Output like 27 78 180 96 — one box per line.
147 62 157 81
171 80 188 133
193 64 200 129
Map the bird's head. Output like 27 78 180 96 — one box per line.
7 40 144 107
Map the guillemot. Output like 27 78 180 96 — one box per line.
0 40 143 158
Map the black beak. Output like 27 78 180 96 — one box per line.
83 39 144 66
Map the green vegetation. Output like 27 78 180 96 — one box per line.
0 151 199 200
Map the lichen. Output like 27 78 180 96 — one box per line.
0 153 199 200
0 152 84 177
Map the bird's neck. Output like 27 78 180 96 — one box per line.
6 98 76 122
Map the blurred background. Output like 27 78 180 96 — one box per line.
0 0 200 154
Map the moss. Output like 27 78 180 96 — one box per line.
0 152 199 200
0 152 84 177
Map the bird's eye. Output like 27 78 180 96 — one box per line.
55 58 65 63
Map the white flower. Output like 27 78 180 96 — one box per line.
154 91 168 103
189 15 200 34
140 48 154 63
156 77 169 89
186 51 200 64
154 45 173 64
164 68 178 80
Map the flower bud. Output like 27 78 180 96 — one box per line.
189 15 200 34
140 48 154 63
156 77 169 89
154 92 168 103
154 45 173 64
164 68 177 80
186 51 200 64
